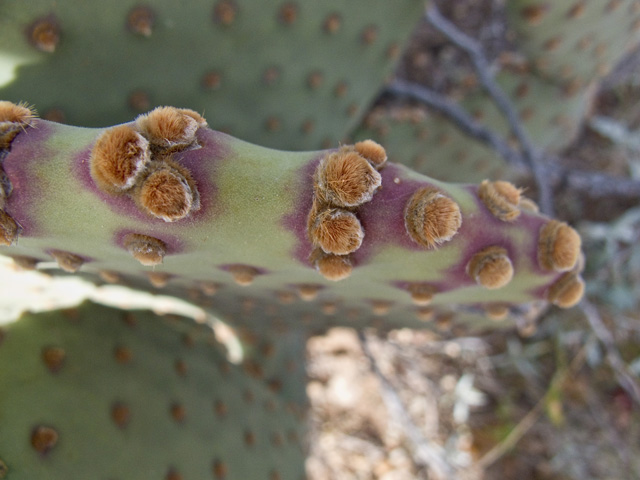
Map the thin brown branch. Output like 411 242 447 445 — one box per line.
581 300 640 405
386 80 640 200
426 5 554 215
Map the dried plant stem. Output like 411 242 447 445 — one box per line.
581 300 640 405
387 79 640 199
358 331 457 479
425 5 553 215
478 347 587 469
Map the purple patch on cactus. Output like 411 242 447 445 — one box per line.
282 154 324 265
74 141 157 222
2 120 56 236
356 165 431 255
169 127 230 221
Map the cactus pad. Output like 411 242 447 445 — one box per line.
0 103 586 333
0 301 306 479
0 0 424 150
506 0 640 87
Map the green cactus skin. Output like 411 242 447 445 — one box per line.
239 328 310 411
352 68 592 183
0 301 306 480
505 0 640 88
0 0 424 150
0 109 585 333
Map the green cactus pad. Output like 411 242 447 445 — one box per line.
0 301 306 480
505 0 640 87
239 328 310 411
0 106 586 333
0 0 424 150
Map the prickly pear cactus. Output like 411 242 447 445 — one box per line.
0 301 307 479
0 0 424 150
238 328 310 410
0 103 585 333
351 0 640 183
505 0 640 87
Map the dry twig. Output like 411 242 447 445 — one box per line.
425 5 554 215
386 79 640 199
478 346 587 469
358 331 458 479
580 300 640 405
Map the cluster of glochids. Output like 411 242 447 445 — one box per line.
0 99 584 308
474 179 585 309
90 105 205 222
307 140 387 281
305 141 585 309
0 101 36 246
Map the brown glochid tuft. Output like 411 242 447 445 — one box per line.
478 180 522 222
538 220 581 272
135 106 201 149
170 403 186 423
199 281 219 296
521 4 549 25
323 12 341 33
99 270 121 283
315 148 382 208
0 101 37 125
547 272 585 308
296 284 322 301
371 300 392 315
485 304 510 320
279 3 298 24
467 246 514 289
165 468 183 480
128 90 151 112
42 346 66 373
518 197 539 212
136 162 198 222
361 25 378 45
123 233 167 266
407 283 436 306
0 210 19 246
148 271 171 288
28 16 60 53
0 101 37 149
1 168 9 203
31 426 58 454
313 251 352 281
11 255 39 270
404 187 462 249
179 108 207 127
308 207 364 255
227 265 261 286
127 5 155 36
213 1 237 25
111 403 131 428
415 307 434 322
90 125 151 193
567 1 586 19
354 139 387 169
50 250 84 273
213 460 228 478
